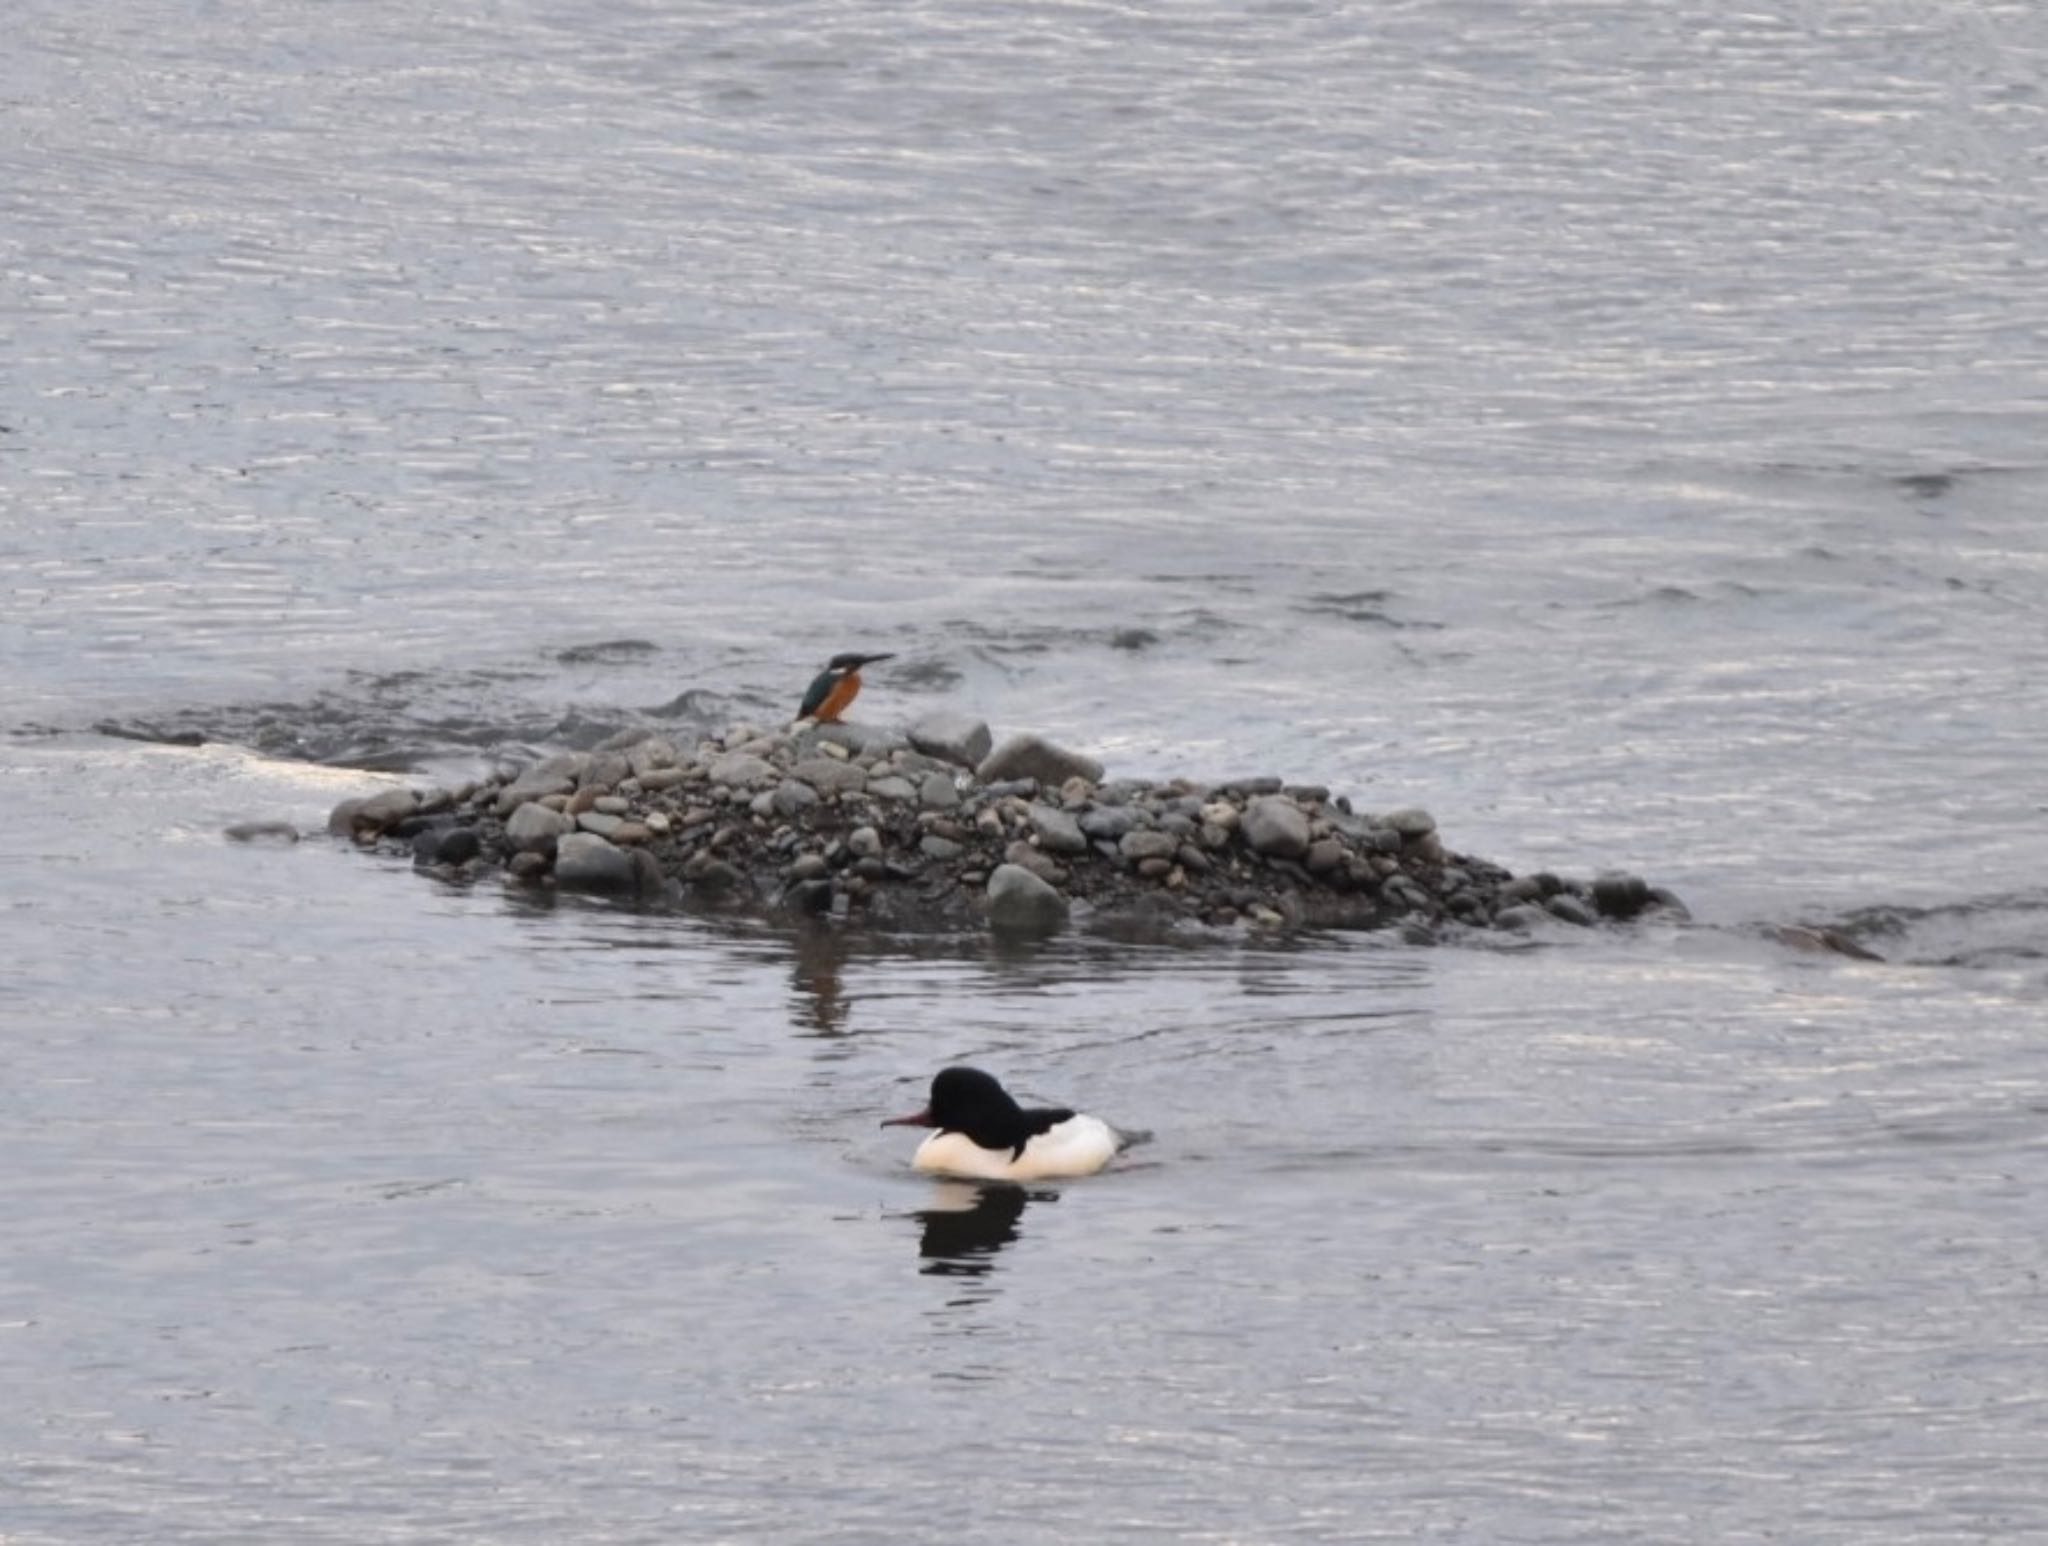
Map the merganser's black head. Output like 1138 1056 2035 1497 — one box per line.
881 1066 1073 1159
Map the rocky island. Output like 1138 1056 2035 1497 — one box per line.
325 712 1687 938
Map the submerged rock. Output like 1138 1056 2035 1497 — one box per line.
987 863 1069 933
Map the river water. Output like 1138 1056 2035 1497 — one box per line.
5 2 2048 1540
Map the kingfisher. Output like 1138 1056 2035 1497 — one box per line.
796 651 894 724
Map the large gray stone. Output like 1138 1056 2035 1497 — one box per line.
986 863 1069 933
506 802 575 855
1028 803 1089 855
580 751 633 790
354 787 419 831
1383 807 1437 838
908 711 994 770
1241 795 1310 858
809 721 908 759
791 757 868 796
976 733 1104 787
919 771 962 810
625 737 680 777
709 752 776 787
1078 805 1141 842
493 752 588 816
554 833 638 893
771 780 821 817
1118 829 1180 864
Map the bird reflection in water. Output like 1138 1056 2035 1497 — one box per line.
913 1181 1055 1278
788 925 852 1035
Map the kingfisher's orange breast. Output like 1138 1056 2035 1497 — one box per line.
814 671 862 723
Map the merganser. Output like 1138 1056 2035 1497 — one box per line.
882 1066 1120 1181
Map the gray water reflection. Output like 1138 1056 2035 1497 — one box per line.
5 738 2048 1540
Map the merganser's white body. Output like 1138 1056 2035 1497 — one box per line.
884 1067 1122 1181
908 1113 1119 1181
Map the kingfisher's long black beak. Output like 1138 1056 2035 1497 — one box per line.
848 652 895 670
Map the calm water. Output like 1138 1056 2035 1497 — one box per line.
5 2 2048 1540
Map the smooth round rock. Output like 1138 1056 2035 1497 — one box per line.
1078 806 1140 841
1383 807 1437 838
1591 873 1653 920
1545 894 1598 927
709 752 775 787
354 787 419 831
1119 829 1179 864
1241 796 1310 858
506 802 575 856
555 833 638 893
986 863 1069 934
791 757 868 796
433 826 483 865
1028 803 1089 855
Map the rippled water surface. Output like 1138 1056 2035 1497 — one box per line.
6 1 2048 1540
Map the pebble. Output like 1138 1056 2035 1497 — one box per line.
611 823 652 846
1383 807 1437 838
789 853 830 881
433 826 482 865
986 863 1068 933
867 775 917 802
594 795 632 815
577 812 626 838
1304 838 1345 874
920 835 964 861
636 766 693 791
508 850 549 883
919 772 961 810
847 826 884 858
644 811 672 835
